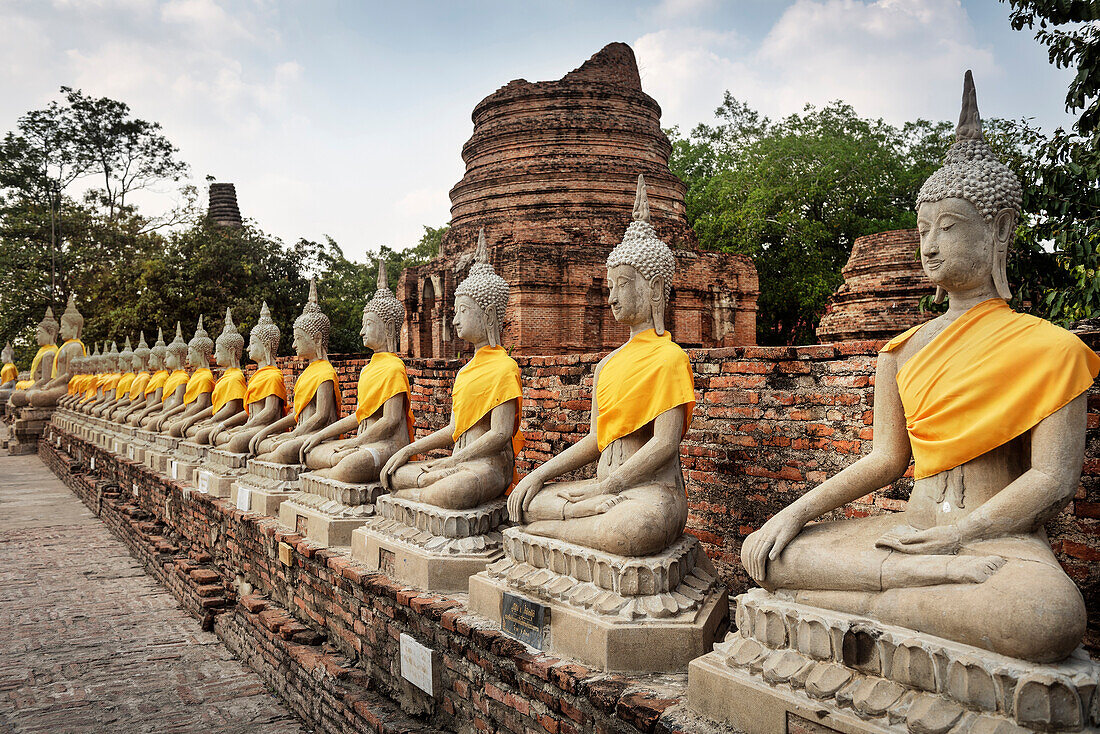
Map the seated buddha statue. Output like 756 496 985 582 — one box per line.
209 302 287 454
9 307 58 408
56 353 84 410
141 324 190 430
108 333 152 421
380 229 523 510
508 176 694 557
741 73 1099 664
124 329 170 426
29 293 86 408
92 337 135 417
247 281 341 463
0 342 18 404
301 259 413 482
74 343 102 412
163 317 218 436
178 308 248 443
84 341 121 415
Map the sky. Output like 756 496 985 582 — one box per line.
0 0 1078 262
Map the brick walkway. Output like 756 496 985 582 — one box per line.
0 452 310 734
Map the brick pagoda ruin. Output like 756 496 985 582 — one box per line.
816 228 930 343
397 42 759 357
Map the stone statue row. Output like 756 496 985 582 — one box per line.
42 73 1100 732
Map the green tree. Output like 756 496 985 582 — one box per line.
1002 0 1100 324
671 98 927 344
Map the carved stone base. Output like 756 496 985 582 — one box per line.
468 529 728 672
128 428 157 464
195 449 250 497
351 495 508 593
278 473 385 547
687 589 1100 734
168 440 209 484
229 460 304 516
146 434 181 475
9 407 53 455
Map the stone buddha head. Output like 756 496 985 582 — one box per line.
2 341 12 365
118 337 134 372
150 328 167 372
606 174 676 335
89 343 101 372
60 293 83 341
105 341 120 373
166 323 188 371
362 258 405 353
70 353 86 377
133 332 151 372
187 315 214 369
453 228 509 348
36 307 59 347
916 71 1022 304
214 308 244 369
293 279 330 361
249 301 280 366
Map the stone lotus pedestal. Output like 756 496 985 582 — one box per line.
146 433 180 475
687 588 1100 734
351 494 508 593
468 529 728 673
278 472 384 547
229 460 304 516
8 406 55 455
194 448 250 497
168 440 209 484
128 428 157 464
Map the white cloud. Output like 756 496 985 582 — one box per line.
635 0 998 130
652 0 716 21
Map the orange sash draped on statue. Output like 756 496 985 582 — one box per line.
883 298 1100 479
211 368 247 414
182 368 215 406
354 352 413 442
145 370 169 396
2 363 17 384
114 372 136 400
595 329 695 451
162 370 189 402
452 345 524 487
292 360 340 420
128 372 151 400
245 365 288 415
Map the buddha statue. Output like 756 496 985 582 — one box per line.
177 308 247 443
247 280 341 463
0 342 18 404
300 259 413 482
380 229 523 510
740 72 1100 664
209 302 287 454
28 293 86 408
506 176 694 557
57 352 88 409
75 343 102 411
125 329 170 426
108 332 151 421
92 337 134 417
141 324 190 430
9 307 58 407
162 316 217 436
84 341 121 414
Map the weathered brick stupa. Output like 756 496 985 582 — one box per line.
398 42 758 357
816 229 931 343
207 182 243 228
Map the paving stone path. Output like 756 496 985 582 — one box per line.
0 452 310 734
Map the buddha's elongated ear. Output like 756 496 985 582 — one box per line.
651 274 666 336
992 208 1015 300
483 306 501 348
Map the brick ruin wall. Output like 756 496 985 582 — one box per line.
270 341 1100 650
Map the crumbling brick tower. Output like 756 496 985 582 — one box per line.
398 42 759 357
